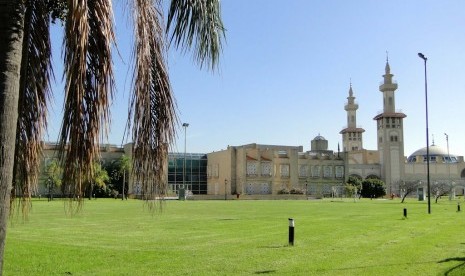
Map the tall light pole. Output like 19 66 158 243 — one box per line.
182 123 189 193
418 52 431 214
445 133 452 200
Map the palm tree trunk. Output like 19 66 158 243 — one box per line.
122 171 125 200
0 0 25 273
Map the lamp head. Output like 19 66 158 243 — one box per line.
418 53 427 61
182 123 189 127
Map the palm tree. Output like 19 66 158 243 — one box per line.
87 162 110 200
45 159 63 201
118 154 131 200
0 0 224 273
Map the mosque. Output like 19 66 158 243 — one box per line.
39 60 465 199
204 60 465 199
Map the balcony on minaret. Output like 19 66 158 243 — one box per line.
344 102 358 111
339 126 365 134
379 81 398 92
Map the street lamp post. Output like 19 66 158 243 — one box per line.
418 52 431 214
182 123 189 194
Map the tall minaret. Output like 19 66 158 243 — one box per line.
373 58 406 195
340 83 365 152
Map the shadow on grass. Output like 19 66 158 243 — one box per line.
438 257 465 275
258 245 287 249
254 270 276 274
317 260 437 273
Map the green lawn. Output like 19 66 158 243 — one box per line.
4 198 465 275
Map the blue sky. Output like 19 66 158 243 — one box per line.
47 0 465 157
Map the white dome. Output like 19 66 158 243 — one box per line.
407 144 457 163
313 135 326 141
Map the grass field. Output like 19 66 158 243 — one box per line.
4 198 465 275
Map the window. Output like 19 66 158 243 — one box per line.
247 161 258 176
261 162 272 176
207 165 211 178
167 153 208 195
408 156 417 163
299 165 308 178
213 164 219 177
323 166 332 178
280 164 290 178
311 166 320 178
335 166 344 178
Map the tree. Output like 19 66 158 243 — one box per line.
0 0 224 273
361 179 386 199
102 160 122 198
346 176 362 199
87 163 110 200
398 180 420 203
45 159 62 201
118 155 131 200
431 181 449 203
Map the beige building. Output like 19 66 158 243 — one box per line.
207 140 346 197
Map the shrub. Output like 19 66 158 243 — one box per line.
289 188 304 194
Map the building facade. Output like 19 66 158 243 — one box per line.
206 141 346 197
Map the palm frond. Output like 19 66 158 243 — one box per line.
12 0 52 219
167 0 225 70
128 0 177 209
60 0 114 212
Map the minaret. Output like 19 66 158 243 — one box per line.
340 83 365 152
373 58 406 195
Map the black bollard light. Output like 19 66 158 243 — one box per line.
403 208 407 218
458 203 461 212
288 218 295 246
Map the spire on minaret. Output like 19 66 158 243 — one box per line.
385 51 391 75
349 80 353 97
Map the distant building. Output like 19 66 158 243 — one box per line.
206 140 345 197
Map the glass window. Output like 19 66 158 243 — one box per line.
167 153 208 195
323 166 332 178
261 162 272 176
311 166 320 178
299 165 308 177
247 161 258 176
280 164 290 178
335 166 344 178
